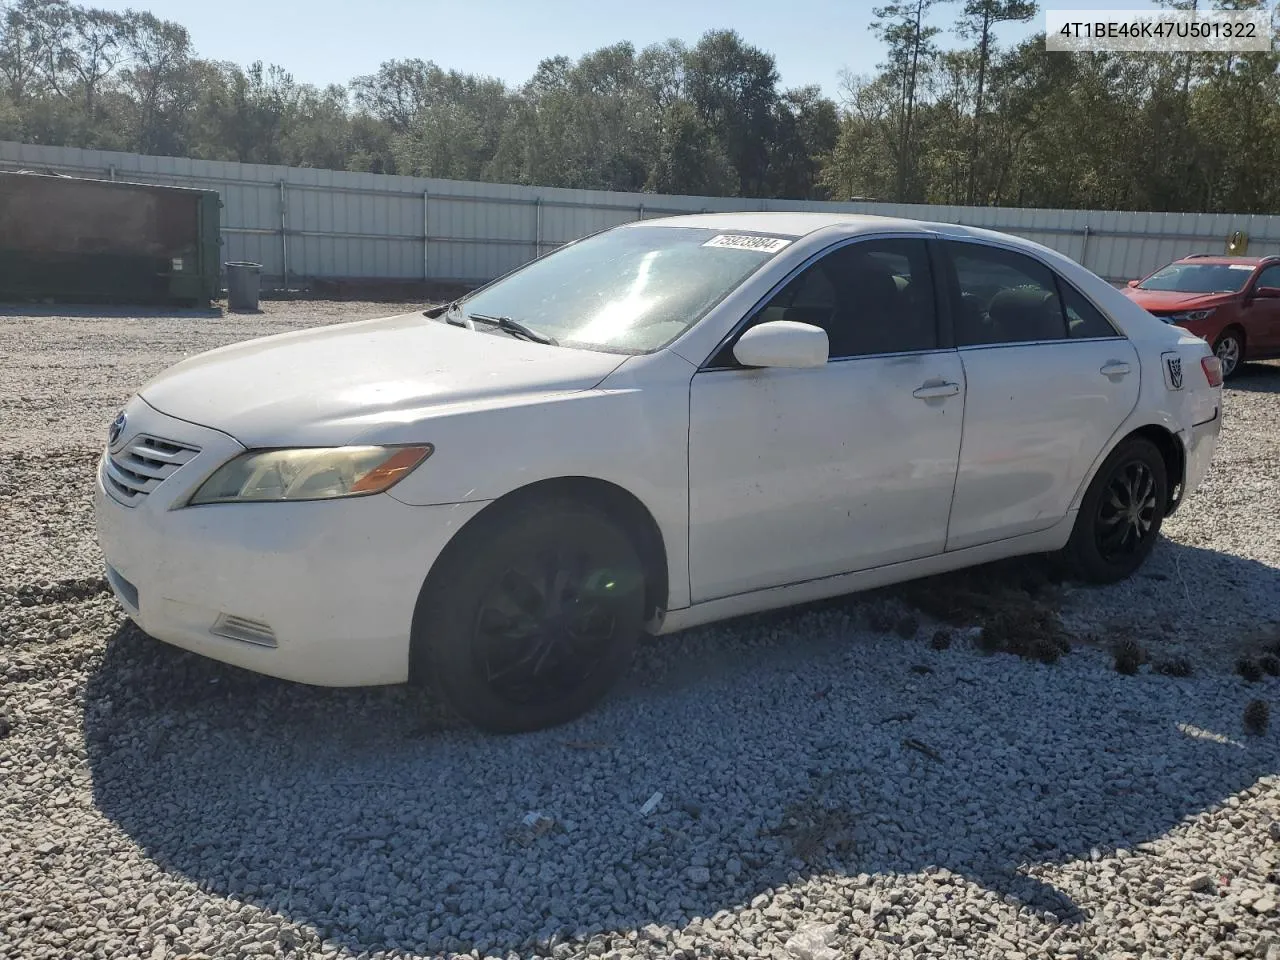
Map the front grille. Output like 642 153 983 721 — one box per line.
104 434 200 504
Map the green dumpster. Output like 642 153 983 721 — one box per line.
0 171 221 307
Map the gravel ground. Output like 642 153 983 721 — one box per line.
2 301 1280 960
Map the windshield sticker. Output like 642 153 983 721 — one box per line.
1228 264 1254 270
702 234 792 254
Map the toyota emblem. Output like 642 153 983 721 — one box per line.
108 410 127 448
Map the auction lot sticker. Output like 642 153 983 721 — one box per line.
703 234 792 254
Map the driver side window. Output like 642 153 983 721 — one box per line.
738 237 939 362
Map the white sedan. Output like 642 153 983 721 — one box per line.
95 213 1223 732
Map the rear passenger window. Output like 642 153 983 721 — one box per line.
1061 284 1118 339
948 243 1066 346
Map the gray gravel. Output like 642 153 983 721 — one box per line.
2 301 1280 960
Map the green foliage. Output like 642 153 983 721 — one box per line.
826 2 1280 213
872 0 943 200
646 99 737 196
2 0 1279 211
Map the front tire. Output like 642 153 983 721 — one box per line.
1063 437 1168 584
412 499 646 733
1213 327 1245 379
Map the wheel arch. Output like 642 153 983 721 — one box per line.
1217 321 1247 347
408 476 670 684
1071 419 1187 518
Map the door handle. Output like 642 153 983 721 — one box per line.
912 381 961 400
1100 360 1131 377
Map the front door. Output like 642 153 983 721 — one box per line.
687 236 966 603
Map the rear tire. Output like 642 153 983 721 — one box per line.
1213 327 1245 379
411 499 646 734
1062 437 1168 584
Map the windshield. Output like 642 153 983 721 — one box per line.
1138 262 1254 294
445 225 793 353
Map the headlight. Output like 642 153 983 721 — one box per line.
1167 308 1216 324
187 445 433 505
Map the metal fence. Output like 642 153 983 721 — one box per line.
3 139 1279 290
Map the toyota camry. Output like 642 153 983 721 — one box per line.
94 213 1223 732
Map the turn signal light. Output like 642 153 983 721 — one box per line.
1201 355 1223 388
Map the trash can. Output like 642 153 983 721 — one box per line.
225 261 262 312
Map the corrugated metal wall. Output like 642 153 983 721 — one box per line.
844 202 1280 286
3 140 1278 289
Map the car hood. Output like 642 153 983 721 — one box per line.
1120 288 1234 313
139 312 628 447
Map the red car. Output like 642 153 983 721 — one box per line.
1121 254 1280 378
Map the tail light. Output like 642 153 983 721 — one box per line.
1201 355 1223 387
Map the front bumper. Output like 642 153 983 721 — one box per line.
93 398 486 686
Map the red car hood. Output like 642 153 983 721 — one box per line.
1121 288 1234 313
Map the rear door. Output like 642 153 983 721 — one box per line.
939 239 1141 551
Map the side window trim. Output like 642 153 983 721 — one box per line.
700 231 950 371
1054 274 1125 340
925 238 956 350
1050 276 1071 339
939 236 1126 347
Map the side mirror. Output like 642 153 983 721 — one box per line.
733 320 829 369
1126 279 1141 288
1254 285 1280 299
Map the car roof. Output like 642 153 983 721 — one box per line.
1173 254 1272 266
628 212 1082 265
630 211 933 238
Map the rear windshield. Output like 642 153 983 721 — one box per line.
1138 262 1254 294
448 225 793 353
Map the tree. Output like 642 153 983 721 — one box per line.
955 0 1036 203
0 0 59 104
1 0 1279 214
683 29 780 197
822 72 898 201
351 58 432 132
872 0 941 201
768 85 839 198
64 4 126 117
636 39 686 112
117 10 192 154
647 98 736 195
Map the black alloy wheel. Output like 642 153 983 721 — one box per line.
473 546 632 708
1094 459 1159 565
1062 437 1168 584
412 499 646 733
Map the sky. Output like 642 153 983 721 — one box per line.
89 0 1167 100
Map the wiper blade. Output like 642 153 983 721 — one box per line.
467 313 558 345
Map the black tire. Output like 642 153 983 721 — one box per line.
1062 437 1168 584
1213 327 1245 379
411 499 646 734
